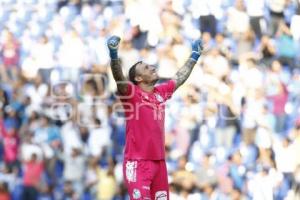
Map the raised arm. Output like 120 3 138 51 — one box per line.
107 36 128 95
173 40 203 90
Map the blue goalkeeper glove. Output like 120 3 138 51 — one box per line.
190 39 203 61
107 36 121 59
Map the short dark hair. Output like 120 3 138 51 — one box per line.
129 61 142 85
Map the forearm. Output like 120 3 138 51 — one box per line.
110 59 127 94
174 58 197 89
107 36 125 82
173 39 202 89
110 59 125 81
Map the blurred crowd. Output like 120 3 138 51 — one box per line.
1 0 300 199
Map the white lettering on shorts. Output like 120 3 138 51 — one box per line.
126 161 137 182
155 191 167 200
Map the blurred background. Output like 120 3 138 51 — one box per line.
0 0 300 199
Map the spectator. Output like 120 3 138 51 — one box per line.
0 29 20 81
257 35 276 66
30 35 55 83
245 0 266 39
226 0 250 37
190 0 222 38
228 151 246 191
1 127 19 171
57 29 87 81
248 167 274 200
203 48 230 80
172 156 196 193
84 157 99 199
291 120 300 167
234 29 256 61
276 22 297 69
96 157 117 200
195 153 218 190
22 153 44 200
290 0 300 41
215 33 233 60
0 182 10 200
214 79 238 148
274 137 296 188
62 147 86 197
0 164 17 194
255 104 275 149
129 25 148 50
268 0 288 37
0 89 9 113
87 118 111 158
230 187 247 200
62 181 76 200
267 82 288 134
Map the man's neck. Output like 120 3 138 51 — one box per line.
138 82 155 93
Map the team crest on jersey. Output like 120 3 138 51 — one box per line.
126 161 137 182
132 189 141 199
155 93 164 103
155 191 167 200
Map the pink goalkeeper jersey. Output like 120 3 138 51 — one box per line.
120 80 176 160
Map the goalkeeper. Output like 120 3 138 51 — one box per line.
107 36 203 200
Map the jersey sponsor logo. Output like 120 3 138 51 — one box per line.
126 161 137 182
155 93 164 103
132 188 141 199
155 191 167 200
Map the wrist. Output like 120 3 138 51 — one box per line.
109 49 118 59
190 51 200 61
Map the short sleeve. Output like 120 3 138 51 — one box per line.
155 80 176 100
